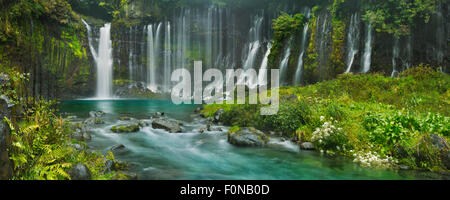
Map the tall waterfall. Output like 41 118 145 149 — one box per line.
258 43 272 86
243 15 264 69
345 13 360 73
403 35 413 70
361 22 373 73
279 42 292 86
435 2 445 70
163 22 172 92
294 8 311 85
391 37 400 77
147 25 157 92
82 20 113 99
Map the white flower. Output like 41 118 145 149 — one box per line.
320 116 325 121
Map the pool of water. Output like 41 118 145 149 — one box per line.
59 99 441 180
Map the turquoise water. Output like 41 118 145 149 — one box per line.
59 99 438 180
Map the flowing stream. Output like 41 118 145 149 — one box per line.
58 99 444 180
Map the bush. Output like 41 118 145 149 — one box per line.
363 111 449 156
311 117 350 153
262 100 311 137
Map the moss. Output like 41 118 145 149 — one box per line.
111 123 140 133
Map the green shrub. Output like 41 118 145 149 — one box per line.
262 100 311 137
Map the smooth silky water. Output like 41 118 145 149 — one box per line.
59 99 438 180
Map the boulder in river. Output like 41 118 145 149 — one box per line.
111 123 140 133
300 142 315 150
152 119 182 133
71 123 92 141
111 144 126 151
69 164 92 180
227 127 269 147
89 111 105 118
83 117 105 125
213 109 225 123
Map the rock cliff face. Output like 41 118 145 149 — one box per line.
2 1 449 99
0 96 12 180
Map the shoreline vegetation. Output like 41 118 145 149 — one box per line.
201 66 449 173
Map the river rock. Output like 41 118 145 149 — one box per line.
71 123 92 141
138 120 151 127
151 112 165 119
300 142 315 150
111 123 140 133
120 116 131 121
152 119 182 133
227 127 269 147
69 164 92 180
111 171 138 180
68 143 85 151
83 117 104 125
206 124 222 132
213 109 225 123
430 134 449 149
111 144 126 151
89 111 105 118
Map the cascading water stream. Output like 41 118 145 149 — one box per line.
243 15 264 69
345 13 360 73
361 22 373 73
294 8 311 85
258 43 272 86
391 37 400 77
279 42 292 86
147 25 157 92
164 22 172 92
82 20 113 99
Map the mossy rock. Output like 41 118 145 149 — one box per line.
111 123 140 133
227 127 270 147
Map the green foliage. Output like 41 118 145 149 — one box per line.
268 12 306 69
99 0 128 20
0 71 29 105
332 0 439 36
363 112 421 155
262 100 311 137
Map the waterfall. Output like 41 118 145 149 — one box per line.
403 35 413 70
163 22 172 92
435 2 445 70
147 25 157 92
128 27 134 82
81 19 97 60
154 22 163 86
258 43 272 86
82 21 114 99
294 8 311 85
391 37 400 77
345 13 360 73
361 22 373 73
242 15 264 69
279 42 292 86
